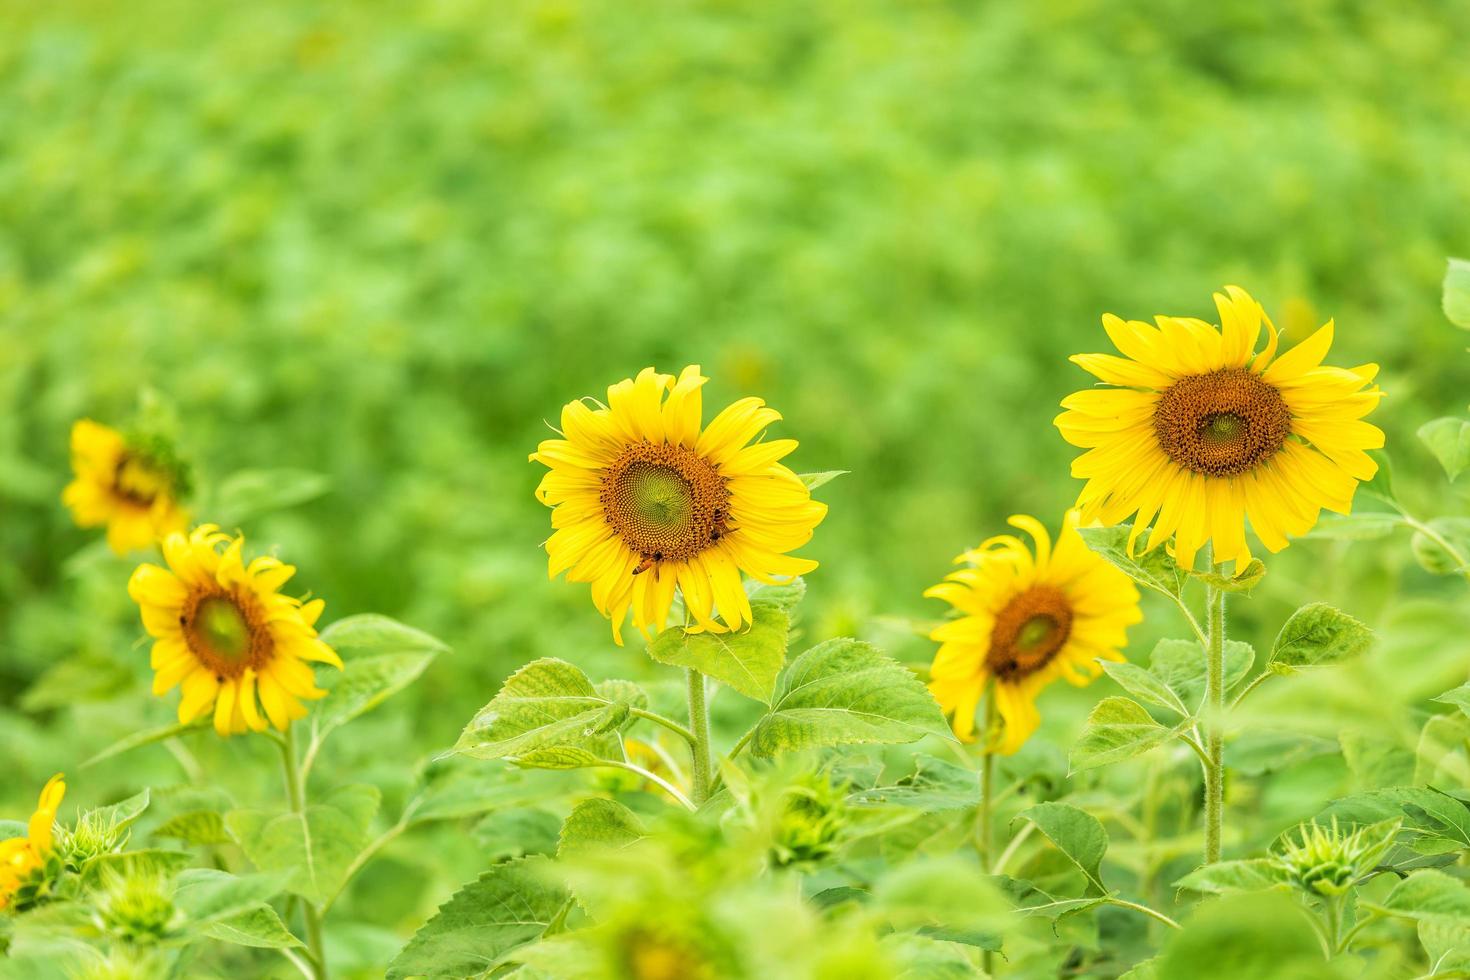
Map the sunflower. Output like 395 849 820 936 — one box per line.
530 366 826 644
926 511 1141 754
62 420 189 555
127 525 342 737
0 773 65 911
1055 286 1384 571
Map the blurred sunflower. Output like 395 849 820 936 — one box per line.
530 365 826 644
1056 286 1384 570
62 420 190 555
127 525 341 737
926 511 1141 753
0 773 65 911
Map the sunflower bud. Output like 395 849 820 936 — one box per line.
769 772 848 870
1272 817 1398 897
59 808 132 869
95 871 181 946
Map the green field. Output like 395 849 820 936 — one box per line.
4 2 1470 977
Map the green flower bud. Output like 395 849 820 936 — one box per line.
95 872 181 946
769 773 848 870
1273 817 1398 898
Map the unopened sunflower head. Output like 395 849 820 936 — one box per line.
1273 817 1398 897
768 772 849 870
127 525 342 737
529 366 826 645
62 420 191 555
94 869 181 946
925 510 1142 753
1056 286 1384 571
0 773 66 913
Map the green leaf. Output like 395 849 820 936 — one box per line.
1100 661 1190 717
557 798 645 856
799 471 847 491
748 638 951 757
173 868 288 923
1156 893 1337 980
385 856 569 980
1017 802 1108 896
1363 869 1470 925
313 652 438 740
1226 731 1338 777
1174 859 1286 895
746 576 807 616
1076 525 1186 598
1419 417 1470 481
87 790 151 834
225 784 380 906
405 761 579 825
1318 787 1470 849
1186 559 1266 595
82 721 206 768
1361 448 1398 506
645 603 790 703
153 810 230 846
848 755 978 812
214 467 330 523
1445 256 1470 330
201 904 302 949
1433 682 1470 718
474 808 563 861
1145 638 1254 712
453 658 625 767
1266 603 1373 673
1411 518 1470 576
1070 697 1181 773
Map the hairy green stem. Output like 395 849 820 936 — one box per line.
686 669 713 806
278 725 328 980
1202 564 1227 865
1105 897 1181 931
979 693 997 977
631 707 697 746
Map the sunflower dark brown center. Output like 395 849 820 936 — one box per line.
601 442 732 567
181 591 269 679
113 453 169 506
1152 368 1292 476
987 585 1073 681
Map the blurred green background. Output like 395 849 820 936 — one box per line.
3 0 1470 965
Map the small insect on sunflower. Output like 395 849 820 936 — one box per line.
530 366 826 644
127 525 342 737
0 773 65 912
926 511 1142 754
62 420 190 555
1055 286 1384 570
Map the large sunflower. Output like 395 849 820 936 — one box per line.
1055 287 1384 570
62 419 189 555
127 525 342 737
0 773 65 911
926 511 1141 754
530 365 826 644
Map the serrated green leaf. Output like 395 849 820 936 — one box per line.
453 658 624 767
214 467 330 524
1318 787 1470 849
1267 603 1373 673
201 903 302 949
1445 256 1470 330
1418 417 1470 481
1018 802 1108 896
1174 859 1286 895
798 471 847 491
1070 697 1181 773
557 798 645 856
1100 661 1190 716
1076 525 1186 597
646 603 790 703
311 614 446 740
225 784 380 906
748 638 950 757
153 810 230 846
1416 712 1470 787
746 576 806 616
385 856 569 980
1146 638 1254 712
1363 869 1470 925
87 790 151 834
1306 512 1402 541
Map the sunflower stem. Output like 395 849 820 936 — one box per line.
278 724 328 980
979 692 997 977
1202 559 1227 866
686 669 713 806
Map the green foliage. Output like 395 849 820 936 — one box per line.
1267 603 1374 673
747 638 950 757
645 603 790 704
225 784 381 906
1076 526 1187 598
1445 258 1470 330
1071 697 1184 773
452 659 626 768
1417 418 1470 481
1018 802 1109 896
